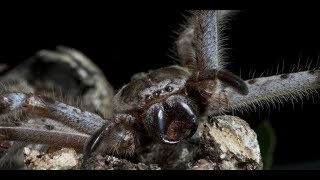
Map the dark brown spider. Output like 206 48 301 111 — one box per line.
0 10 320 168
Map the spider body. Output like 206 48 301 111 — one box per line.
114 65 198 143
0 10 320 169
86 60 248 157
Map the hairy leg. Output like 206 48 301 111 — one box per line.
176 10 221 72
0 92 106 134
178 10 249 101
84 113 138 156
0 127 89 150
218 70 320 114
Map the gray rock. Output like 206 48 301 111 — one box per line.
195 116 263 170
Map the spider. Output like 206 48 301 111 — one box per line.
0 10 319 168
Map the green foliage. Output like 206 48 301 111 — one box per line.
255 120 276 170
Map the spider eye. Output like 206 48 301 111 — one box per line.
165 85 174 92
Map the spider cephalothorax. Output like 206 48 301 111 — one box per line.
84 62 250 158
91 66 247 144
0 10 320 168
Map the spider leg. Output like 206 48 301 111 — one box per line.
0 92 139 164
217 70 249 95
224 70 320 113
186 68 248 114
178 10 249 107
82 113 139 166
0 126 89 150
82 122 114 164
176 10 228 72
0 92 106 134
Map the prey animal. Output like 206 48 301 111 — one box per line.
0 10 319 165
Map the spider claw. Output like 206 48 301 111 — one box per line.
82 123 108 166
217 70 249 95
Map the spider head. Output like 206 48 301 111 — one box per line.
145 95 199 144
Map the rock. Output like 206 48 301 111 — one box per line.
135 115 262 170
195 115 263 170
24 147 81 170
83 154 161 170
137 140 198 170
191 159 216 170
83 115 262 170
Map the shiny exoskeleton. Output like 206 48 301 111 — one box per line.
84 64 248 157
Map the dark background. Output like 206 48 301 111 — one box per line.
0 5 320 169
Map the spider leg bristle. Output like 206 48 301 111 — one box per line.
281 59 285 74
224 70 320 114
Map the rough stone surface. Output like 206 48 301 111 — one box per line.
24 147 81 170
195 116 263 170
136 138 199 170
84 154 161 170
191 159 216 170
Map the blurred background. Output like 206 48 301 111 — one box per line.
0 6 320 169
